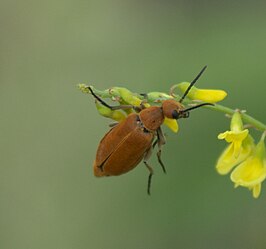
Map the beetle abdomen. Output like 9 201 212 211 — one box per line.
94 113 154 176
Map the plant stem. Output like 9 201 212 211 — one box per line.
78 84 266 132
205 104 266 131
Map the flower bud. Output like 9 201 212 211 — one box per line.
177 82 227 103
145 92 173 102
95 101 127 122
110 87 145 107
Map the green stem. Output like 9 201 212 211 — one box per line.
78 84 266 132
205 104 266 131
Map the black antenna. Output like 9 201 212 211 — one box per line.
88 87 114 109
182 103 214 113
179 65 207 103
88 86 135 111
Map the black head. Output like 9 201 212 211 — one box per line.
172 109 190 119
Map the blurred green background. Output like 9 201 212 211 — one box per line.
1 0 266 248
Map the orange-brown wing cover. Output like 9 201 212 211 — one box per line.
93 113 154 176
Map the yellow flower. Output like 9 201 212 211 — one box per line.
230 138 266 198
177 82 227 103
216 112 255 174
218 130 249 158
218 112 249 157
216 135 254 175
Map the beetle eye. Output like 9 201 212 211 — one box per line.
172 110 179 119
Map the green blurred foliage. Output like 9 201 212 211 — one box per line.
1 0 266 249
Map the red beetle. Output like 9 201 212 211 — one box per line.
89 66 212 194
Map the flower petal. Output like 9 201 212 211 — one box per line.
252 184 261 198
216 135 254 175
163 117 179 133
216 143 247 174
230 157 266 187
177 82 227 103
218 129 249 158
223 130 249 143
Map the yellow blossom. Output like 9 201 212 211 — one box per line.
218 130 249 158
216 112 255 174
216 135 254 175
177 82 227 103
217 112 249 158
230 138 266 198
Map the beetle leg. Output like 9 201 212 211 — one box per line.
152 139 158 149
143 145 154 195
156 127 167 174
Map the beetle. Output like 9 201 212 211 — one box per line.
89 66 213 194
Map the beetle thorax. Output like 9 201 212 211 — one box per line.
139 106 164 131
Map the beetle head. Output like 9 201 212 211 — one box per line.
162 66 214 120
162 99 213 120
162 99 187 119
